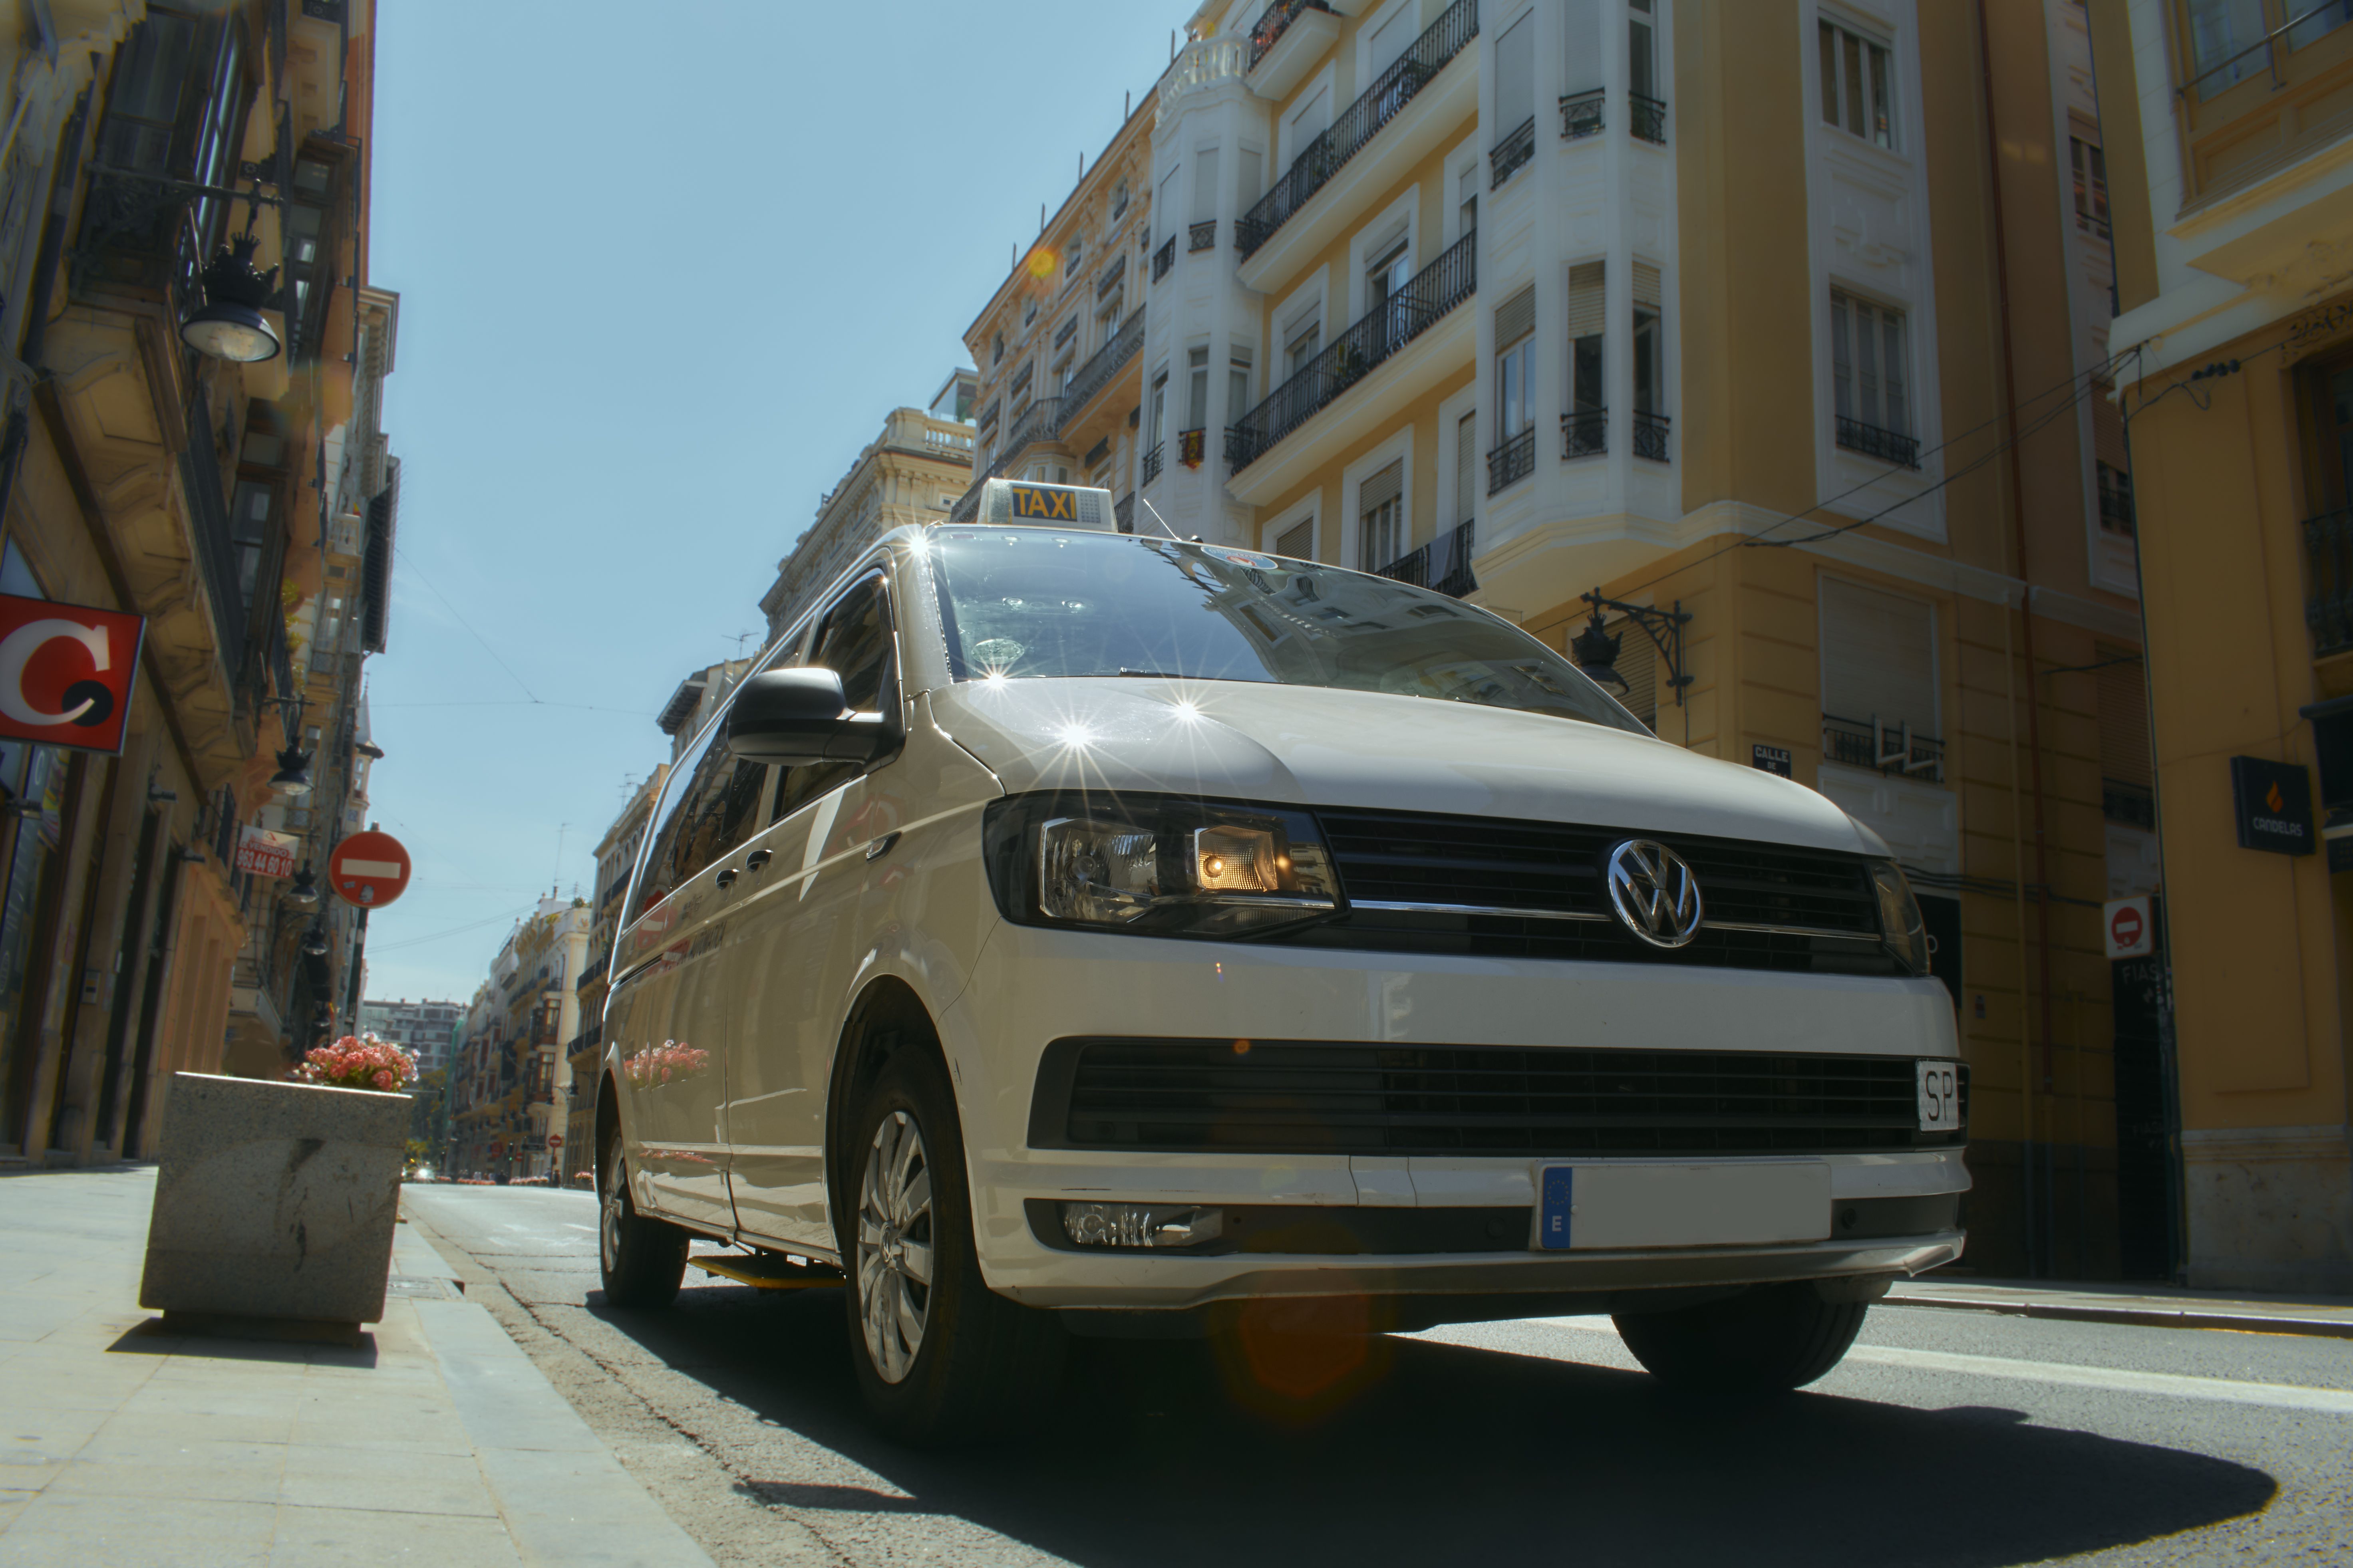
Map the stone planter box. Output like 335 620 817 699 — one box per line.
139 1072 410 1326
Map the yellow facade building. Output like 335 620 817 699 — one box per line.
959 0 2154 1277
2091 0 2353 1291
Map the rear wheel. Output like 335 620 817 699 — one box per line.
1614 1282 1869 1395
840 1037 1063 1444
598 1121 688 1308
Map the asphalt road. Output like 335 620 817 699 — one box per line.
402 1183 2353 1568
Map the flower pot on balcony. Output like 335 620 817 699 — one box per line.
138 1072 411 1328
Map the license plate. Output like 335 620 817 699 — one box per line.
1917 1060 1960 1131
1534 1161 1830 1251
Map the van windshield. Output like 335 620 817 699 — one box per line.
925 528 1647 734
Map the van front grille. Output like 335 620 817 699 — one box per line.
1029 1038 1965 1158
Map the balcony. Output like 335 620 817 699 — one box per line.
1631 92 1667 144
1834 415 1921 469
1189 220 1217 253
1487 427 1534 495
2306 508 2353 656
1563 407 1607 458
1561 89 1604 140
1633 410 1671 462
1152 236 1176 282
1141 442 1165 485
947 396 1065 521
1248 0 1340 100
1056 306 1144 430
1228 229 1476 475
1490 117 1534 188
1237 0 1477 265
1375 519 1477 598
1822 713 1944 784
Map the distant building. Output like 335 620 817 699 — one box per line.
756 383 977 641
357 998 464 1075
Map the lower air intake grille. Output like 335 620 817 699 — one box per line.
1031 1038 1966 1158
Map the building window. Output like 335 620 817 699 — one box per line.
1277 516 1314 560
2184 0 2267 96
1228 345 1254 431
1830 289 1916 466
1186 345 1210 431
1493 10 1535 185
1566 262 1606 458
1492 286 1536 492
1285 311 1322 379
1818 19 1895 149
2071 136 2110 238
1633 262 1667 461
1360 460 1404 572
2097 460 2135 536
1629 0 1665 144
1455 411 1478 524
1820 577 1942 781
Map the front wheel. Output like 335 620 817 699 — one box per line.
1614 1282 1869 1395
840 1039 1063 1444
598 1121 688 1308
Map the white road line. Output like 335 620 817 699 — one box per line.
1526 1317 2353 1415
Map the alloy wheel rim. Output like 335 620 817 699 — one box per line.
855 1108 936 1384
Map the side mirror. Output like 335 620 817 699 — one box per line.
725 668 896 766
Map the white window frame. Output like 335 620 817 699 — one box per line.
1281 65 1337 172
1275 271 1330 386
1437 383 1479 529
1261 492 1322 562
1827 283 1914 447
1340 428 1414 576
1350 189 1419 320
1816 10 1898 152
1445 134 1480 246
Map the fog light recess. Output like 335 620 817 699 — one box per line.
1060 1202 1224 1248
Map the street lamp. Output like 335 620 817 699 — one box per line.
268 745 312 798
288 865 319 907
1571 589 1695 710
180 232 282 363
1569 614 1630 699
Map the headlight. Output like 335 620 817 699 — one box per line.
1868 859 1930 976
983 792 1343 939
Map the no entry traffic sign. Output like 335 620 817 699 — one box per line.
546 1133 564 1149
328 830 411 908
2104 895 2153 961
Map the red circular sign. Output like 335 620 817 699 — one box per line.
328 830 412 909
2111 905 2144 951
546 1133 564 1148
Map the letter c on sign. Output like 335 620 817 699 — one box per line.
0 619 109 728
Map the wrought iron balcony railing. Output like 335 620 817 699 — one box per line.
1490 117 1535 187
1189 220 1217 252
2305 508 2353 655
1228 229 1476 472
1631 92 1668 143
1248 0 1333 70
1634 409 1671 462
2098 483 2136 534
1153 236 1176 281
1561 88 1604 140
1822 713 1944 783
1055 306 1144 427
2103 778 2156 831
947 396 1067 520
1563 407 1607 458
1834 415 1922 468
1487 427 1534 494
1141 441 1165 485
1237 0 1478 257
1375 519 1477 599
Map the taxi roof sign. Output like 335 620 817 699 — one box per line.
975 478 1119 531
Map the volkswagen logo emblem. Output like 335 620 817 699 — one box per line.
1603 839 1705 949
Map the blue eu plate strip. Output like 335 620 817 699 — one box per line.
1538 1166 1573 1251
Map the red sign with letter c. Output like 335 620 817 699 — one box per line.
0 592 145 755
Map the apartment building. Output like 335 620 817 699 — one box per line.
950 0 2149 1278
449 896 590 1181
2088 0 2353 1292
758 376 977 641
0 0 395 1166
357 996 462 1075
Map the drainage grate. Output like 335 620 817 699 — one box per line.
385 1274 460 1299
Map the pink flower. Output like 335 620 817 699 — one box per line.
372 1069 395 1090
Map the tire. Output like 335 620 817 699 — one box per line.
839 1036 1064 1445
598 1121 689 1309
1614 1282 1869 1395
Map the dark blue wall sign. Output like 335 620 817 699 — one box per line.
2229 756 2315 856
1752 743 1793 778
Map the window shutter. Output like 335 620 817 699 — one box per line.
1566 264 1606 338
2097 651 2152 788
1496 285 1536 349
1819 578 1937 738
1456 412 1477 524
1496 12 1534 130
1633 261 1662 309
1277 518 1313 560
1360 460 1403 514
1192 147 1220 223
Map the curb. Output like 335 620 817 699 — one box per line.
1886 1292 2353 1340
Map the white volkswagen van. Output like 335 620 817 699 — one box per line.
596 498 1967 1441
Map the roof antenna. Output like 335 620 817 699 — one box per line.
1136 494 1195 544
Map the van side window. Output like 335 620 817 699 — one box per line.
628 722 773 926
775 574 896 821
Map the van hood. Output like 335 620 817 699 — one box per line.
925 678 1882 856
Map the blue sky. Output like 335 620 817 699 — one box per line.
361 2 1180 1001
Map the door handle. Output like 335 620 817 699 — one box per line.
864 831 901 862
745 849 772 871
714 868 738 889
